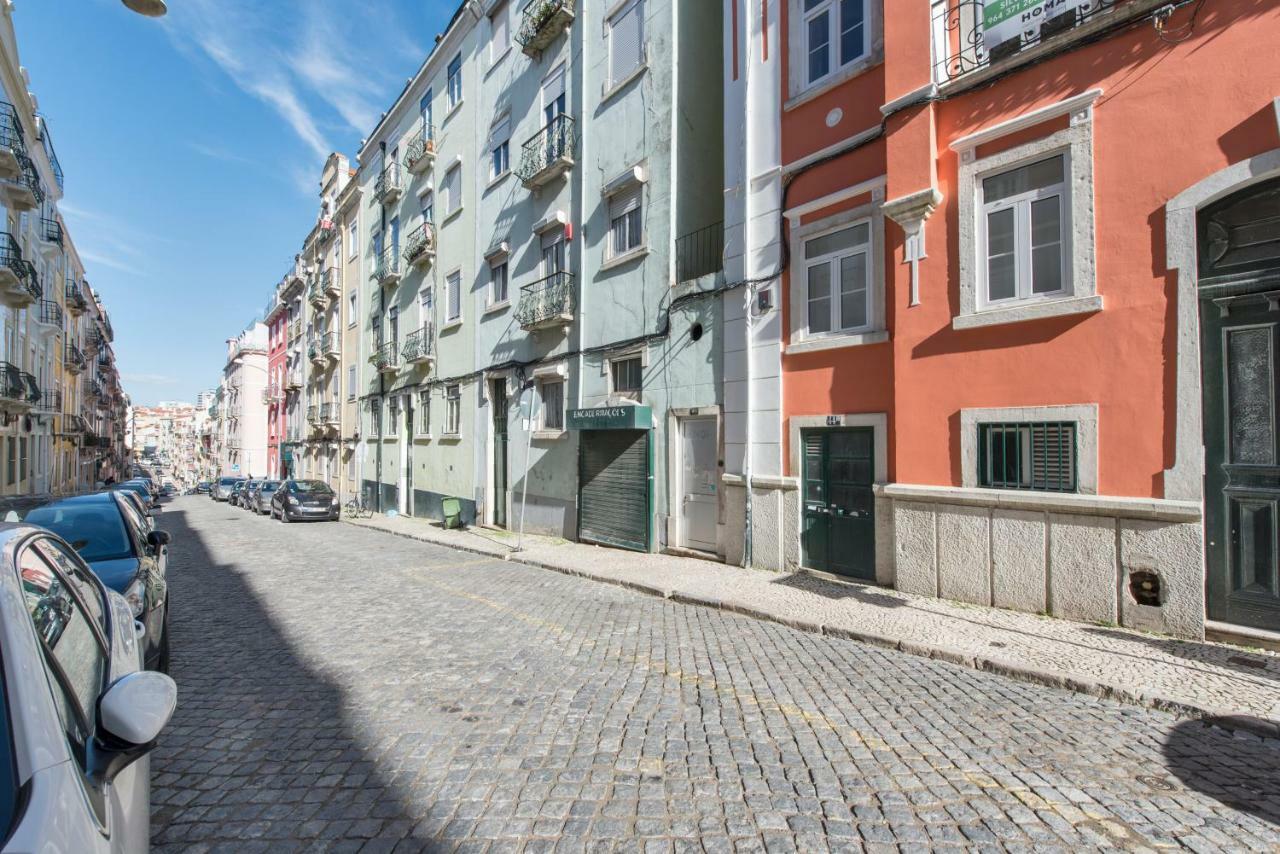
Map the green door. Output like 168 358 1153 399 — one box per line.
578 429 650 551
1200 177 1280 633
492 379 508 528
802 428 875 580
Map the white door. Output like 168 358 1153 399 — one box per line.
680 417 718 552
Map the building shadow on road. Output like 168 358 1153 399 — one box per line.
1161 718 1280 827
150 502 446 852
1083 626 1280 684
771 571 909 608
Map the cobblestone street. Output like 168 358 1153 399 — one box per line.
151 497 1280 852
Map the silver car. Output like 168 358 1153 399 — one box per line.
210 476 243 502
249 480 282 514
0 522 177 852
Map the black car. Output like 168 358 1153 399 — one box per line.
117 479 158 510
271 479 339 522
229 481 251 508
240 480 262 510
112 488 156 532
20 491 171 671
196 481 212 494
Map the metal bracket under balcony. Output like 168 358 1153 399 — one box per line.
517 115 577 190
516 272 575 331
403 223 436 270
369 341 400 373
517 0 575 58
401 325 435 368
0 152 43 212
374 162 403 205
373 247 402 287
404 126 436 175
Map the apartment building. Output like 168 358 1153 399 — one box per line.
129 402 199 484
218 323 268 478
722 0 1280 641
335 165 363 502
279 261 307 477
264 292 287 477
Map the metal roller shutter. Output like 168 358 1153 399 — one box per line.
578 429 649 551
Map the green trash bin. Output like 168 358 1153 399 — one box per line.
441 497 463 529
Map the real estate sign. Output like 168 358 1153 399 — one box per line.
982 0 1112 49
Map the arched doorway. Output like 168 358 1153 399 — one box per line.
1198 177 1280 632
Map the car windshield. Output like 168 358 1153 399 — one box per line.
261 482 281 492
24 503 133 562
292 480 333 495
218 477 238 486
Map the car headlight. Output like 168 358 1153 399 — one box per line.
124 578 146 618
287 495 299 505
330 497 339 507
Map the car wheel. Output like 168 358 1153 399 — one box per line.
156 607 171 674
281 508 291 523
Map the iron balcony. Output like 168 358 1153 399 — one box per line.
306 405 319 425
402 223 436 269
516 114 577 189
320 402 339 428
517 0 575 58
38 388 62 413
321 267 340 298
515 271 576 331
0 102 26 180
323 333 340 361
64 278 88 314
373 246 402 286
1 151 43 212
0 232 41 308
307 276 326 309
404 124 437 175
369 341 399 373
39 217 62 251
400 325 435 367
0 362 33 413
64 341 86 374
374 162 403 205
36 299 63 334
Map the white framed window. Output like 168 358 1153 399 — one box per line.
389 395 400 429
538 379 564 432
419 287 433 326
803 0 868 87
608 184 643 258
447 53 462 110
446 271 462 323
802 220 872 336
370 399 382 437
609 355 642 398
489 3 510 66
489 116 511 181
347 365 356 401
348 291 357 327
489 259 509 306
445 384 461 434
442 163 462 217
978 153 1069 307
418 390 431 436
540 227 566 277
608 0 645 89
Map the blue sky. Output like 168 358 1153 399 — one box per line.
15 0 458 405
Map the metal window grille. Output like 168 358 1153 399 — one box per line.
610 357 642 394
978 421 1077 493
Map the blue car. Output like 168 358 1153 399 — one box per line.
20 492 171 671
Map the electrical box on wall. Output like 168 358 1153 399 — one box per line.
757 287 772 313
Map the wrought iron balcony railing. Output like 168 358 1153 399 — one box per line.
675 221 725 283
320 402 338 425
374 162 403 204
321 267 339 297
36 115 63 193
0 102 25 160
288 319 302 341
308 276 326 308
39 388 62 412
373 245 402 285
404 125 437 175
517 0 576 57
516 114 577 189
306 405 319 424
0 232 37 304
65 278 88 314
40 217 62 247
64 341 86 373
401 325 435 365
0 362 28 407
5 152 44 210
37 298 63 329
369 341 400 372
516 271 576 331
402 222 436 268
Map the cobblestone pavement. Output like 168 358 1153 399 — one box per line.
152 497 1280 852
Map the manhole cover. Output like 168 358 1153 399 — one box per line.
1136 775 1176 792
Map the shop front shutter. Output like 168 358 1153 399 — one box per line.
578 429 649 551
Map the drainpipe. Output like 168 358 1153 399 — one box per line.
573 2 589 410
740 0 754 569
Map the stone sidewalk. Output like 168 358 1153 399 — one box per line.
346 513 1280 736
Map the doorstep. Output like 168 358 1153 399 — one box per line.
346 513 1280 738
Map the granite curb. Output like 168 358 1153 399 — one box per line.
345 518 1280 741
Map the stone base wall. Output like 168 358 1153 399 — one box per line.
878 484 1205 639
722 476 799 571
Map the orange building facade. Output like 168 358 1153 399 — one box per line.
726 0 1280 641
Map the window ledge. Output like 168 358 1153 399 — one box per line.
439 433 462 443
599 245 649 273
413 434 433 443
485 170 512 192
784 53 883 113
440 318 463 332
485 47 511 77
441 206 464 226
443 98 464 124
483 300 510 315
601 61 648 105
786 329 889 355
532 429 567 442
953 295 1102 331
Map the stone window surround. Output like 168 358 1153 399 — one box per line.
960 404 1098 496
787 200 887 353
787 412 888 485
533 363 568 440
954 100 1099 331
784 0 884 110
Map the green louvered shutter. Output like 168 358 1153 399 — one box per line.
578 429 650 551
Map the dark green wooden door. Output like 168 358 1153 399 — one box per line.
578 429 650 552
1200 177 1280 633
492 379 508 528
802 428 875 580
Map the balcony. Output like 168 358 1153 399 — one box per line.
0 232 39 308
308 276 327 309
288 319 302 342
39 217 62 254
374 162 403 205
517 0 575 58
373 246 402 287
401 325 435 368
516 115 577 190
516 272 576 331
38 388 62 413
309 333 337 368
0 102 25 180
285 369 302 391
320 402 339 429
306 405 319 426
404 125 437 175
369 341 399 373
403 222 436 270
1 152 43 212
65 278 88 314
62 413 87 435
323 333 340 361
35 299 63 335
64 342 86 374
321 267 340 298
0 362 38 413
316 219 336 245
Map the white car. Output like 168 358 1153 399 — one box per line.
0 523 177 853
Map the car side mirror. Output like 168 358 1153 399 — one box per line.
90 671 177 786
147 530 171 548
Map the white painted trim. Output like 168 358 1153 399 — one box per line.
784 0 884 106
960 404 1098 495
788 200 886 349
784 175 885 221
533 210 568 234
949 89 1103 153
601 164 647 197
599 244 649 272
785 329 889 354
952 294 1102 330
881 82 937 116
782 124 883 176
601 60 649 104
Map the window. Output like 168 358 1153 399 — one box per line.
803 221 871 335
446 271 462 323
803 0 868 87
542 64 567 126
5 439 12 485
347 365 356 401
445 384 461 434
389 395 400 428
388 305 399 346
348 291 357 327
539 379 564 431
420 89 433 131
370 400 382 437
608 0 645 88
19 437 27 482
489 260 509 305
541 227 566 276
978 422 1077 493
447 53 462 110
419 189 434 225
610 356 642 396
489 116 510 180
490 3 510 65
980 154 1068 306
443 164 462 217
420 287 434 325
609 185 643 257
419 390 431 435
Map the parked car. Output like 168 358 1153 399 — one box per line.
116 480 158 510
249 480 281 514
0 521 177 853
21 492 171 672
211 476 244 502
271 479 339 522
195 481 212 495
241 480 262 510
112 489 156 533
229 481 250 508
